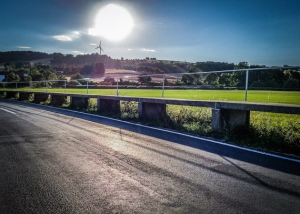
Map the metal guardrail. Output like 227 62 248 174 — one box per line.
2 90 300 115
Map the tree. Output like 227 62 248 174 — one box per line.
93 61 105 76
114 60 121 69
138 75 152 84
283 79 300 88
181 67 202 85
24 76 32 82
81 63 94 75
284 69 300 81
181 74 195 85
219 73 237 87
70 72 83 80
6 72 20 82
4 62 15 71
204 73 219 85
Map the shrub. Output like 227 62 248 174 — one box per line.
283 78 300 88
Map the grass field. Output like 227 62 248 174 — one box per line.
2 88 300 105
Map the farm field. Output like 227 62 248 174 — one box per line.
2 88 300 105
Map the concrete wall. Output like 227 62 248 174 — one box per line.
138 102 167 120
70 96 89 109
97 98 120 113
212 109 250 131
33 94 49 103
51 95 67 106
19 92 32 101
5 91 18 99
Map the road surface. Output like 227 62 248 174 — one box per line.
0 99 299 213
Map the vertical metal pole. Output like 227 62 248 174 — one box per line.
116 79 119 96
64 80 66 93
87 79 89 94
244 69 249 101
162 75 165 98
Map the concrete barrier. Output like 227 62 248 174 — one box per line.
51 95 67 106
33 93 49 103
97 98 120 113
19 92 32 101
5 91 18 99
70 96 89 109
138 102 167 120
212 109 250 131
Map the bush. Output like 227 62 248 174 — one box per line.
283 79 300 88
250 81 265 88
68 80 81 86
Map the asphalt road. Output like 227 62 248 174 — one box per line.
0 99 299 213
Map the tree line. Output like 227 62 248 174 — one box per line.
180 62 300 89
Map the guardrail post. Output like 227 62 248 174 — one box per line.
117 78 119 96
162 75 165 98
244 69 249 101
87 79 89 94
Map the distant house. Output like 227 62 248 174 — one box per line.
54 70 64 74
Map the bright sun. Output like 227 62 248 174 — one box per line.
89 4 134 41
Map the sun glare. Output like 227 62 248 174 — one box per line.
89 4 134 41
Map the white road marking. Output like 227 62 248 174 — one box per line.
0 108 17 115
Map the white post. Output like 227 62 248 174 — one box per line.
244 69 249 101
162 75 165 98
116 79 119 96
87 79 89 94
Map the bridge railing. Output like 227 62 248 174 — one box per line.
1 90 299 131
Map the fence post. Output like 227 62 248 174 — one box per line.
162 75 165 98
64 80 66 93
244 69 249 101
116 78 119 96
87 79 89 94
46 81 48 92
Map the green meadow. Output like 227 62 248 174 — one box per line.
3 88 300 104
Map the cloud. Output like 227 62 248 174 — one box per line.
53 35 72 41
18 46 31 49
142 48 156 52
89 43 98 46
72 51 84 55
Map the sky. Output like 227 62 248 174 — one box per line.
0 0 299 66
